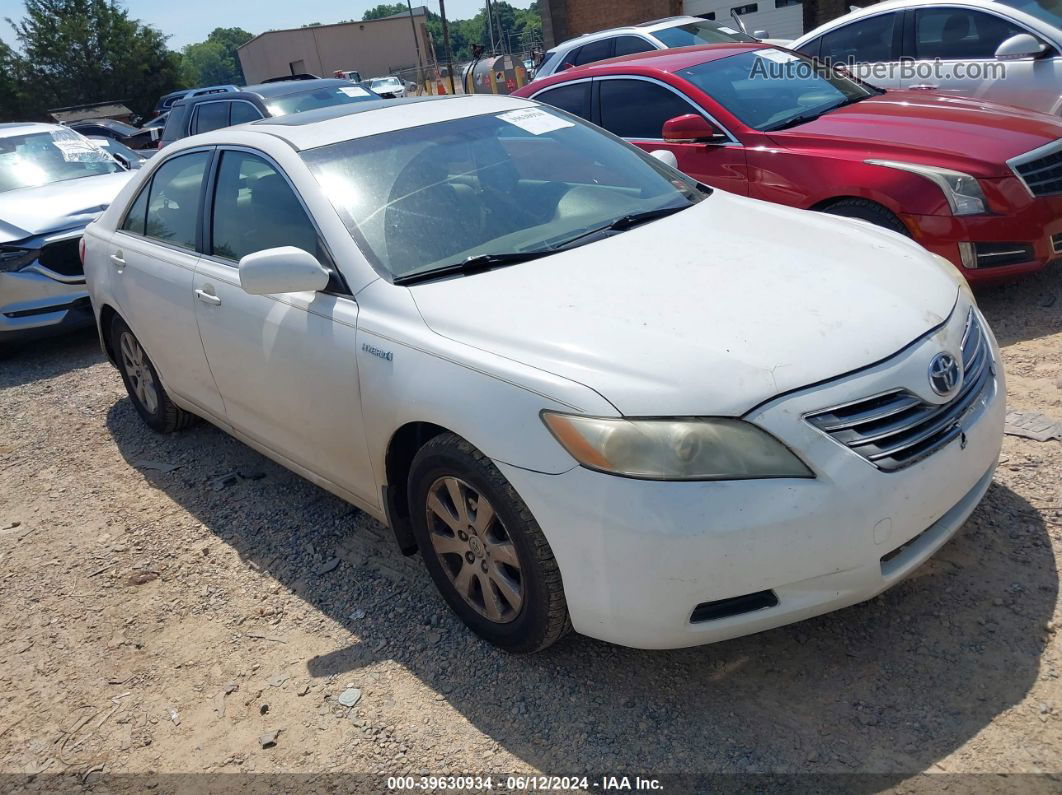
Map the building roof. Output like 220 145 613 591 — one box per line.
237 7 429 52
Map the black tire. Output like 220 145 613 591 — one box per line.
821 198 910 237
408 433 571 654
110 315 196 433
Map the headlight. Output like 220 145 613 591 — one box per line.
866 160 987 215
0 246 38 273
541 413 813 480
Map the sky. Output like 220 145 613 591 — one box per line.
0 0 536 49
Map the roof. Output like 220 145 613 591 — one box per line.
551 15 713 48
237 8 429 52
0 122 61 138
241 78 363 97
48 102 134 123
544 42 767 79
187 94 534 152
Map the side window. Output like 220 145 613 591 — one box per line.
192 102 229 135
613 36 656 57
914 8 1027 59
818 13 897 63
144 152 210 250
533 82 591 119
573 38 613 66
120 183 150 235
229 101 263 126
599 79 696 140
211 150 322 263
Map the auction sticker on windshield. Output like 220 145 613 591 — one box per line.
497 108 573 135
756 48 800 64
339 86 371 97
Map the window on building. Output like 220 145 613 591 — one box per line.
732 4 758 15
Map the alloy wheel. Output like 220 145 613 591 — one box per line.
119 331 159 415
425 476 524 623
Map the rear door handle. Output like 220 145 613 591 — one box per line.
195 288 222 306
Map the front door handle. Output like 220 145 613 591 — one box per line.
195 288 222 306
110 251 125 269
909 84 938 90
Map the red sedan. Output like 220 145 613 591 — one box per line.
514 44 1062 285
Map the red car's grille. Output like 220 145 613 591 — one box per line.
1011 140 1062 197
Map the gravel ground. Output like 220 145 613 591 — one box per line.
0 266 1060 790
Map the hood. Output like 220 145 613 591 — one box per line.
0 171 134 244
409 192 959 416
768 91 1062 177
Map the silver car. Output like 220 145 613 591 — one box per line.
790 0 1062 116
0 123 133 352
531 16 758 81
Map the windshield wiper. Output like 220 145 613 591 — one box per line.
393 250 555 286
765 92 876 132
550 204 692 251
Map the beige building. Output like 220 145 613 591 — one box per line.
237 7 432 85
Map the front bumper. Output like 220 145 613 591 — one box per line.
0 270 93 345
904 180 1062 286
500 304 1005 649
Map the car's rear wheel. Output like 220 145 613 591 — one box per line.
408 433 570 653
821 198 910 237
111 316 196 433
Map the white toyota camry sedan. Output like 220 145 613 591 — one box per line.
82 95 1005 653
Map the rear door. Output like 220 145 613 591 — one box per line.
192 147 375 503
107 148 225 418
594 76 749 194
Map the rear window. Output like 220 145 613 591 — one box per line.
652 20 756 46
266 85 380 116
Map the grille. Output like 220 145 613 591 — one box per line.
1053 233 1062 255
37 237 83 277
1010 140 1062 197
973 242 1033 268
805 311 993 471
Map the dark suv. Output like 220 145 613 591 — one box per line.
158 79 388 148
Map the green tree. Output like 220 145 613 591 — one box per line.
362 3 406 20
0 39 25 119
7 0 180 120
179 26 252 88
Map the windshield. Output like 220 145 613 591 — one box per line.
0 128 121 194
266 85 379 115
302 107 704 281
372 77 402 88
996 0 1062 27
652 20 756 47
679 49 875 131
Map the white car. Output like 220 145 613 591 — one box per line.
532 16 760 81
369 76 406 98
790 0 1062 115
83 96 1005 652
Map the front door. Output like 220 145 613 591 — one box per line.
595 77 749 194
192 148 375 504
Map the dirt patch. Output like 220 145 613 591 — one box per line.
1 267 1060 784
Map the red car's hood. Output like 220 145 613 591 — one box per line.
767 91 1062 177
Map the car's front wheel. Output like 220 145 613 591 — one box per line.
111 316 196 433
408 433 571 653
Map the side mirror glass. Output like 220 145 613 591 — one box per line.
649 149 679 169
238 246 330 295
995 33 1047 60
662 114 727 144
753 30 769 39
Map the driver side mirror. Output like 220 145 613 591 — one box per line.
662 114 728 144
995 33 1047 60
753 29 769 39
238 246 330 295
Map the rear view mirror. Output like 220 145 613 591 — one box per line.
662 114 728 144
238 246 330 295
995 33 1047 60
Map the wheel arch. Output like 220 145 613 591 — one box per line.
383 421 452 555
96 302 122 366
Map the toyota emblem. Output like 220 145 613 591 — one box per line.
928 352 962 397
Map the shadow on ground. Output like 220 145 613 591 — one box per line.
0 327 103 389
976 265 1061 347
102 395 1057 780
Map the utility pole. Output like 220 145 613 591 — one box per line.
490 0 506 54
485 0 496 54
439 0 457 95
405 0 425 89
